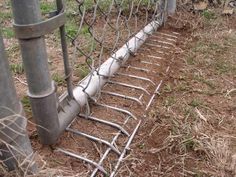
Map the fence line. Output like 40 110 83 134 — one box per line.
0 0 176 174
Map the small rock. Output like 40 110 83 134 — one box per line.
223 0 235 15
222 8 234 14
229 0 236 8
193 1 208 11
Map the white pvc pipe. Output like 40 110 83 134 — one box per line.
73 20 162 106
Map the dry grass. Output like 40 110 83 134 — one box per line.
116 3 236 177
0 108 36 176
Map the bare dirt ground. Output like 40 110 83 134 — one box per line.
1 1 236 177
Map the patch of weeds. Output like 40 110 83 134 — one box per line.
193 75 216 89
116 0 130 12
0 11 12 20
98 0 113 11
52 73 65 86
78 30 95 53
201 79 215 89
82 0 94 10
192 41 223 56
21 96 31 114
10 63 24 74
80 37 97 55
186 56 195 65
80 25 90 35
163 83 172 93
40 1 55 15
202 10 216 20
214 60 236 75
164 96 176 107
177 82 190 92
189 99 202 108
2 28 14 38
193 72 216 89
183 107 193 118
138 143 145 149
170 118 184 135
182 137 198 151
191 41 207 53
65 0 78 17
66 21 78 38
208 43 225 53
75 63 90 80
87 38 97 53
85 58 93 66
193 41 226 60
2 1 11 7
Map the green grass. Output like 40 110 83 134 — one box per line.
0 11 12 20
80 25 90 35
214 60 236 75
138 143 145 149
190 34 236 76
75 63 90 80
52 73 65 86
163 83 172 93
65 0 152 15
65 0 78 17
182 137 198 151
193 75 216 89
1 28 14 38
183 107 194 119
164 96 176 107
186 56 195 65
189 99 203 108
177 82 190 92
80 0 94 10
10 63 24 74
21 96 31 113
65 22 78 38
65 0 91 39
191 41 225 55
202 10 216 20
65 22 90 39
40 1 55 15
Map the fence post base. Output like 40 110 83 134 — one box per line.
167 0 176 15
0 32 37 173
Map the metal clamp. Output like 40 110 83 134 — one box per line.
13 10 66 39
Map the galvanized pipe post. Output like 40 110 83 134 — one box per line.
11 0 60 145
167 0 176 15
0 32 36 173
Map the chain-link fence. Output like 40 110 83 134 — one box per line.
63 0 167 110
0 0 177 175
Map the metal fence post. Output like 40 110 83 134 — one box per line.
0 31 36 173
10 0 60 144
167 0 176 15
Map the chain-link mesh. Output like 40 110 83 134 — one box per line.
63 0 165 102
